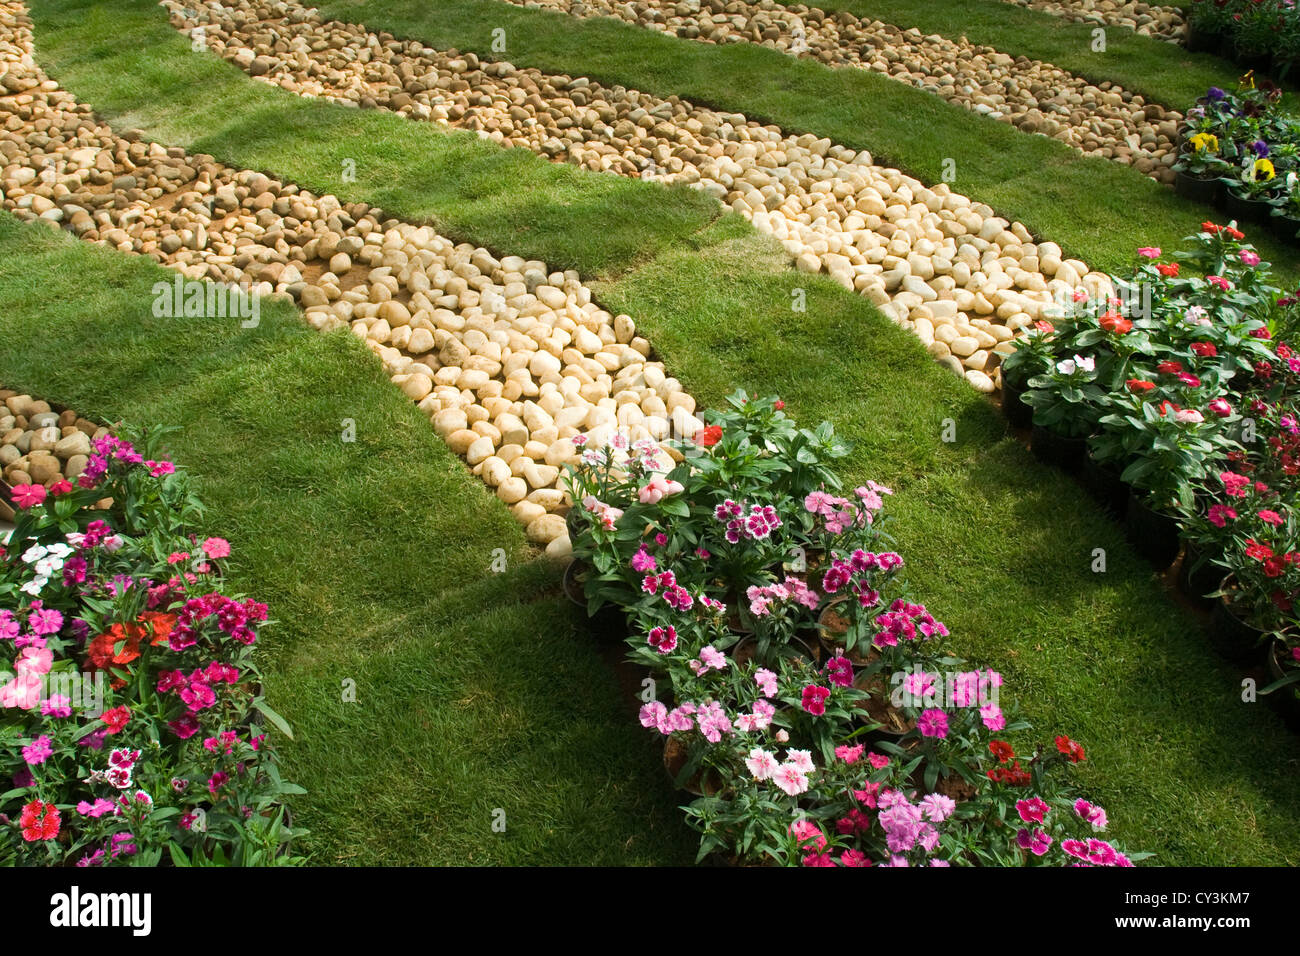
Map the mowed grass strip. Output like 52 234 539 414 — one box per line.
26 0 1300 864
774 0 1295 109
0 213 698 865
311 0 1298 281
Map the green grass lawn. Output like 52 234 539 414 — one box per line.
308 0 1297 282
777 0 1294 109
18 0 1300 865
0 213 698 865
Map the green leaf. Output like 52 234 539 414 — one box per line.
252 698 294 741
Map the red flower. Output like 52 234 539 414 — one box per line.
989 740 1015 764
49 480 73 496
1055 735 1086 763
1156 262 1180 278
1225 226 1245 241
1201 221 1221 233
87 622 145 670
1156 360 1184 374
1126 379 1155 393
1190 342 1218 358
1245 539 1275 562
101 705 131 734
1158 400 1181 417
1033 320 1055 334
19 800 60 842
694 425 722 447
10 483 46 510
801 685 831 716
774 400 785 410
1099 310 1132 334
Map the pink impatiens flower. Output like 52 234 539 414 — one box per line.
1137 247 1161 259
10 484 47 509
1016 797 1050 824
638 475 684 505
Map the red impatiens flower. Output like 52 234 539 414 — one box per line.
1201 221 1221 234
1158 400 1181 417
1033 320 1055 334
1126 379 1155 393
1157 262 1180 278
1191 342 1218 358
774 399 785 410
1225 225 1245 241
1099 310 1133 335
1055 735 1086 763
48 480 73 496
19 800 60 842
1156 360 1184 374
694 425 723 447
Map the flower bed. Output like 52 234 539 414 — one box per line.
565 392 1143 866
1001 223 1300 713
1173 80 1300 240
1185 0 1300 78
1 424 303 866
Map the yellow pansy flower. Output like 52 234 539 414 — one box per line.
1189 132 1219 153
1253 158 1276 181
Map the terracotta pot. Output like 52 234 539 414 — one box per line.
1123 491 1181 569
1030 425 1087 473
562 559 626 644
1210 581 1271 664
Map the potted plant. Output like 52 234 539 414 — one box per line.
1174 131 1234 203
1225 154 1285 224
1024 354 1106 472
1205 484 1299 660
1185 0 1233 53
999 320 1058 430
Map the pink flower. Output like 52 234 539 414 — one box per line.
773 764 809 796
1240 250 1261 266
630 547 657 573
15 646 53 678
835 743 865 764
917 708 948 739
746 748 779 780
754 668 778 697
1208 504 1238 527
201 537 231 559
647 625 678 654
1016 797 1050 824
1074 799 1109 830
1174 409 1204 424
784 749 816 773
0 672 43 710
638 701 667 731
840 849 871 867
1137 247 1161 259
980 703 1006 731
27 608 63 636
868 751 890 770
40 695 72 718
22 735 53 765
638 475 684 505
1017 828 1054 856
1206 275 1231 291
10 484 47 509
1258 510 1285 527
1207 398 1233 417
788 819 826 851
920 793 956 823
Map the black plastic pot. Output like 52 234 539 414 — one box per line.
1184 23 1220 54
1264 640 1300 733
562 559 626 644
1030 425 1087 473
1174 169 1222 205
1080 451 1130 518
1269 213 1300 245
1178 541 1222 608
1209 583 1270 664
1123 491 1181 569
1001 373 1033 430
1223 190 1275 226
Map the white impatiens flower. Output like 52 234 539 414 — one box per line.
1056 359 1077 375
1075 355 1096 373
1175 409 1205 425
21 544 48 564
